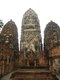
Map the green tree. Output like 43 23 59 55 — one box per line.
0 20 3 33
0 20 3 28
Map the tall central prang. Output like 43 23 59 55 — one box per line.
20 8 42 54
20 8 42 67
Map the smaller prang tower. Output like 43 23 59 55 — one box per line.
44 21 60 77
0 20 19 76
1 20 19 61
20 8 42 67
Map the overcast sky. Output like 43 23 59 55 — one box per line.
0 0 60 44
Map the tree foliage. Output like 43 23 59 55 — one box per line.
0 20 3 28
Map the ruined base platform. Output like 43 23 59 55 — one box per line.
10 68 55 80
